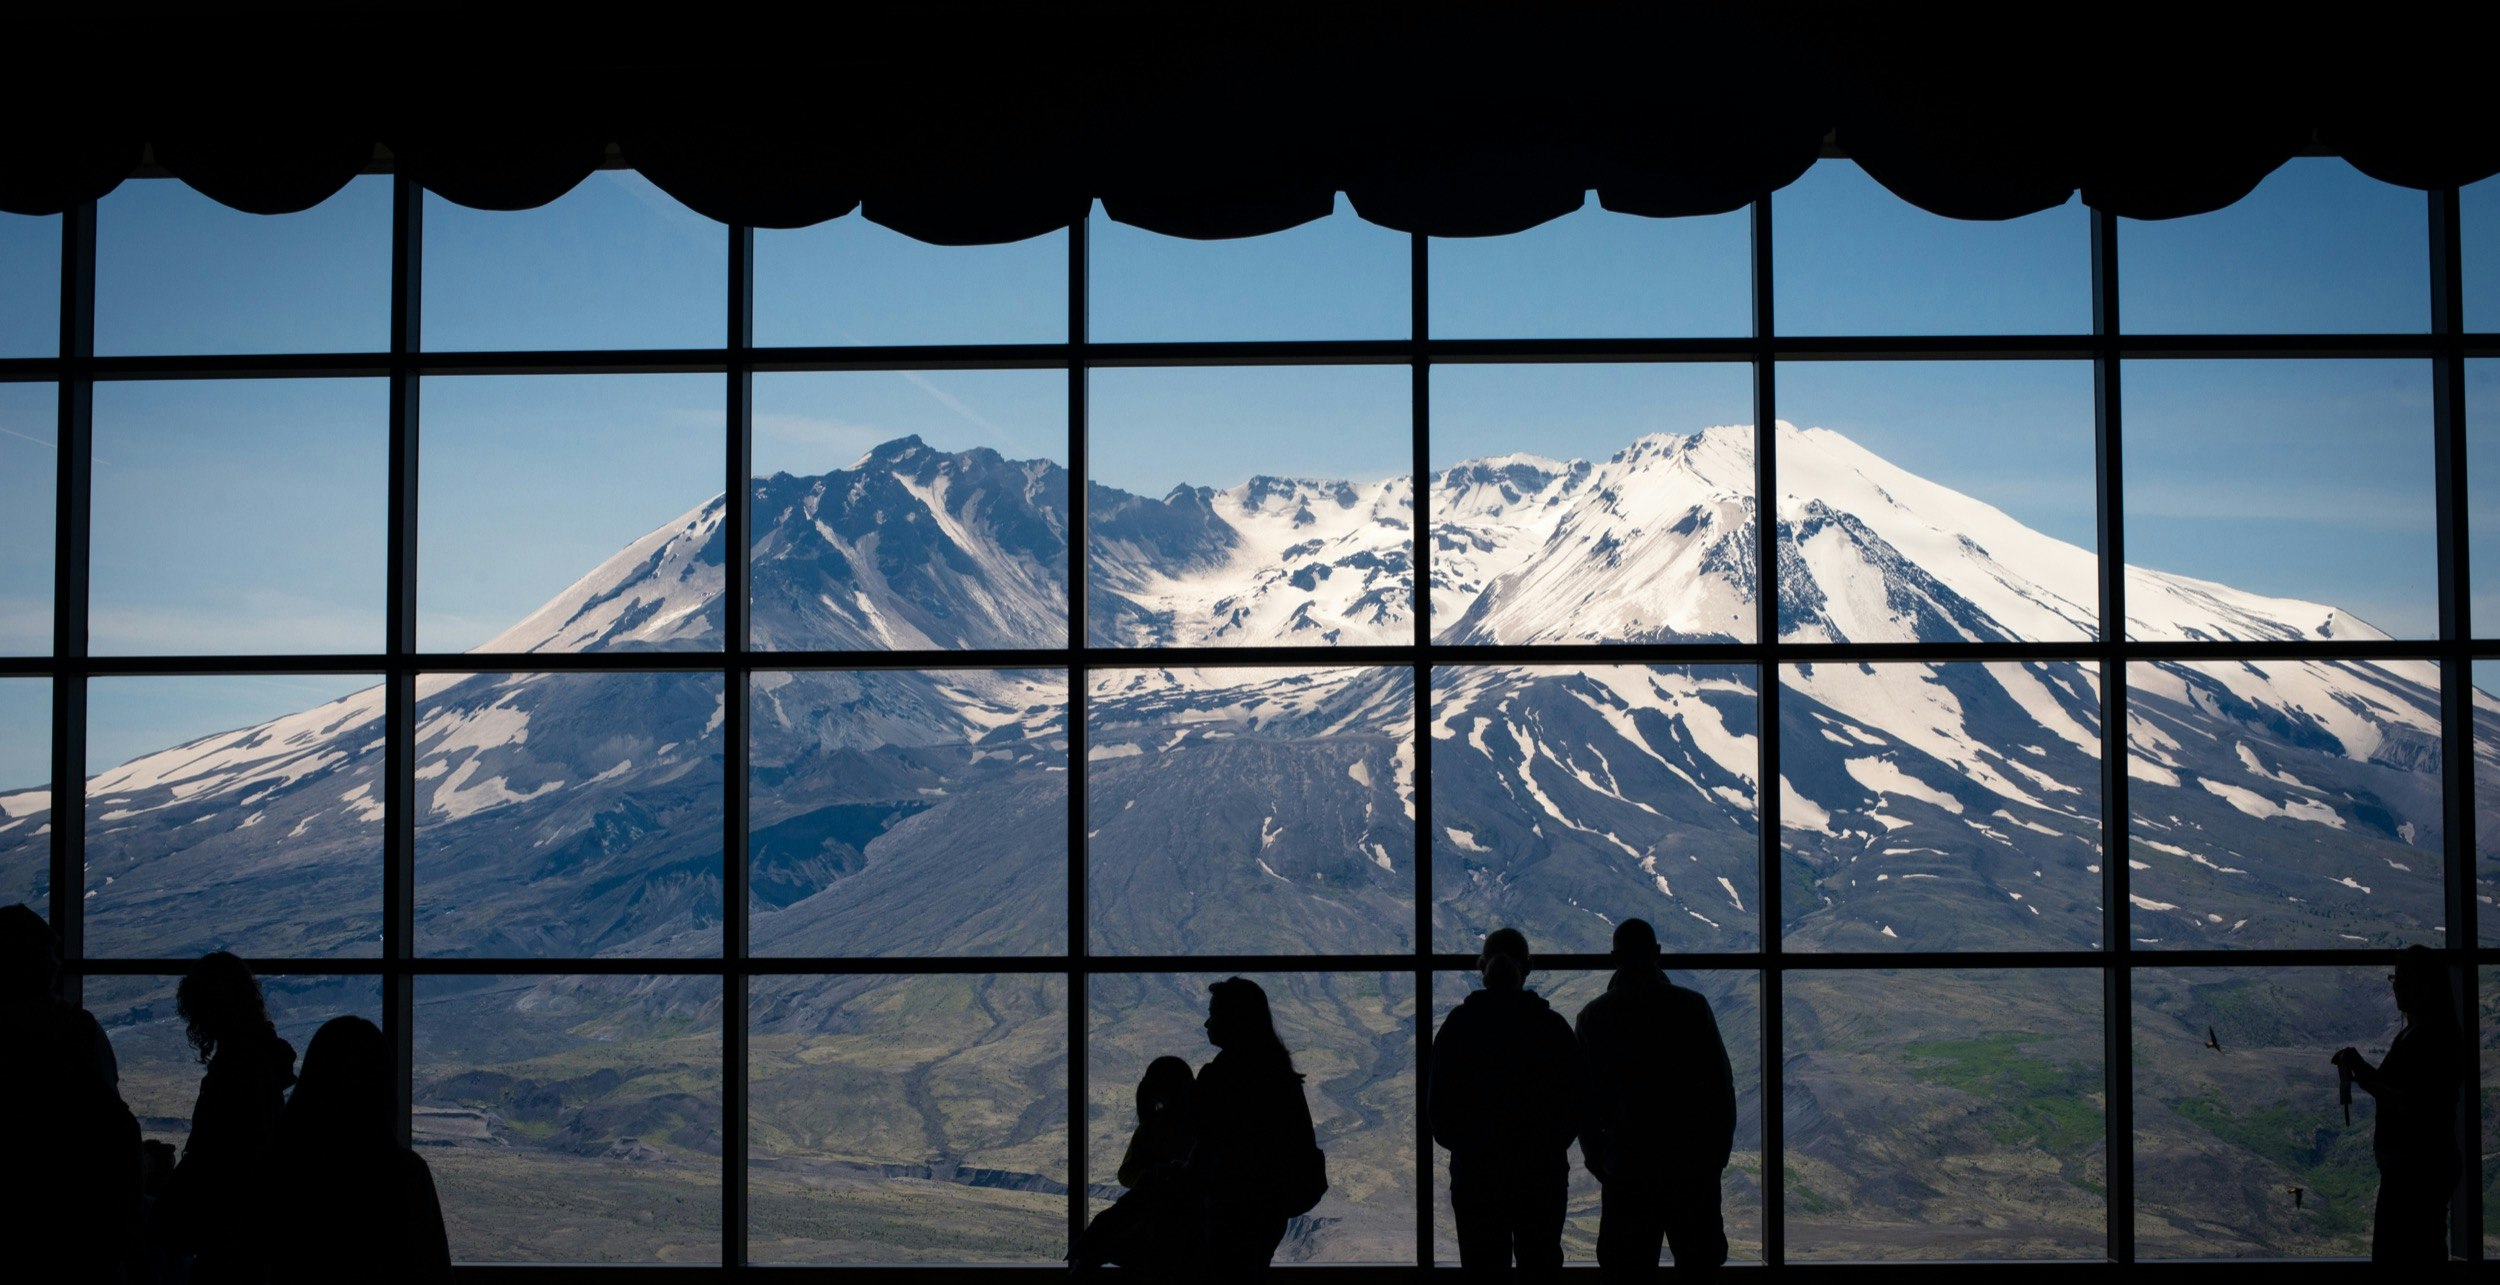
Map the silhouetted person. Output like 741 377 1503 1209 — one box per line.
1072 1055 1200 1272
2332 945 2463 1264
1575 919 1734 1284
269 1016 451 1284
1190 978 1320 1279
160 951 296 1284
0 902 141 1282
1429 927 1583 1280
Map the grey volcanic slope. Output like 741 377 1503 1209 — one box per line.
4 430 2495 1260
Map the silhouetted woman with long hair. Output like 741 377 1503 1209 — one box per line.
162 951 296 1284
270 1016 451 1284
1190 978 1319 1279
2332 945 2463 1263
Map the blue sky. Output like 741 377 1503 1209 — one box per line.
418 374 725 651
2470 175 2499 331
2126 359 2435 636
1773 163 2091 335
4 158 2486 777
0 382 56 656
0 212 59 357
754 369 1064 478
90 379 389 655
97 177 392 355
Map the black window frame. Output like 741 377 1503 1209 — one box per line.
2 168 2490 1272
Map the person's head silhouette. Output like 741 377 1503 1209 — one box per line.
1206 976 1300 1078
1139 1054 1194 1121
1480 927 1530 991
2391 944 2453 1025
281 1015 392 1154
0 902 61 1005
1610 917 1662 970
177 950 269 1064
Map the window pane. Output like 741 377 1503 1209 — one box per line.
420 374 725 653
2122 158 2428 334
2467 174 2500 333
2467 361 2500 639
91 379 387 655
1089 201 1408 341
2132 966 2392 1257
751 669 1067 956
2473 660 2500 946
1773 161 2088 335
1786 968 2105 1259
1777 362 2099 643
2484 966 2498 1259
0 382 55 654
1087 666 1413 954
95 973 382 1154
1429 968 1763 1265
1429 205 1748 338
749 974 1066 1263
1088 971 1415 1263
0 679 48 918
751 370 1068 650
2124 659 2445 949
2123 360 2434 641
1429 364 1755 644
755 219 1066 346
0 211 58 356
1781 662 2103 951
1432 665 1759 954
85 674 382 958
1087 366 1411 648
96 175 389 355
414 974 722 1263
423 172 725 351
414 671 725 959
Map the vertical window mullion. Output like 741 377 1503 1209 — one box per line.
721 221 755 1271
1748 192 1785 1272
49 200 94 993
382 174 422 1149
1065 208 1092 1255
2090 203 2134 1268
2427 183 2481 1263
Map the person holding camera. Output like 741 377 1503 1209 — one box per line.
2331 945 2463 1263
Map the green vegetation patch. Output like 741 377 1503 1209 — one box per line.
1903 1033 2102 1156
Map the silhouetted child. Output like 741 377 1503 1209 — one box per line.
1191 978 1322 1280
1071 1055 1200 1271
0 902 141 1283
1430 928 1583 1281
159 951 296 1284
269 1016 451 1284
1575 918 1734 1284
2332 945 2463 1264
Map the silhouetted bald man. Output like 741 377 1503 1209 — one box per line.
1574 919 1734 1282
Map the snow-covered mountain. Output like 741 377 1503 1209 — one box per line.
2 423 2489 963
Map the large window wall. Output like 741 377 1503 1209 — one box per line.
1 159 2494 1269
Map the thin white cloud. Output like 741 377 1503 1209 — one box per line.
899 371 1009 442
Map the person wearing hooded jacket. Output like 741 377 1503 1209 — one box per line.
1429 927 1584 1280
1575 918 1734 1283
160 951 298 1284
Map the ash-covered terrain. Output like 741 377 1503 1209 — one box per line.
4 424 2491 1262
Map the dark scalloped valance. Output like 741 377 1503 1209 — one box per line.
3 3 2492 240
